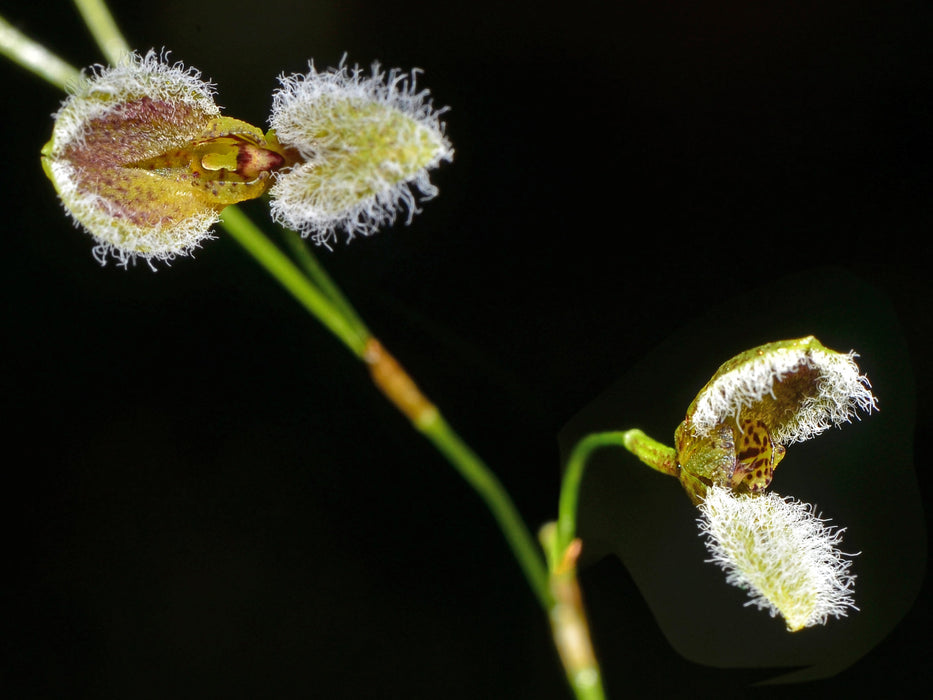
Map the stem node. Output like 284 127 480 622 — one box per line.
365 337 436 427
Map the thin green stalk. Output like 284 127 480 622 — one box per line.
280 227 370 340
72 0 130 64
556 430 677 557
220 205 369 358
226 209 548 605
419 410 552 610
0 15 81 89
556 432 629 558
546 427 680 700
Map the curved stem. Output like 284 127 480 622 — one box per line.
220 205 370 358
556 430 677 558
544 428 679 700
72 0 131 64
557 432 629 557
0 15 81 89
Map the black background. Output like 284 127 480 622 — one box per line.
2 1 930 697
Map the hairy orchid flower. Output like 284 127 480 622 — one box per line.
620 336 876 631
41 51 287 266
680 336 875 630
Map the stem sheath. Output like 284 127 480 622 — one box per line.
538 530 606 700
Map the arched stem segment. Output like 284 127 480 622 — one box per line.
555 430 677 561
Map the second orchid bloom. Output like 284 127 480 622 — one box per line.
625 336 877 631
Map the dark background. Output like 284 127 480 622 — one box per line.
2 1 930 697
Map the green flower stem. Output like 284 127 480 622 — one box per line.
72 0 130 64
280 227 370 341
0 15 81 89
556 430 677 558
220 205 369 358
421 410 552 610
224 209 552 609
556 432 627 558
364 337 551 610
544 427 680 700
